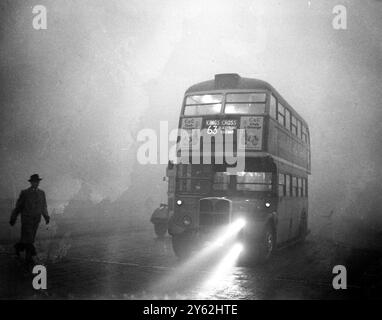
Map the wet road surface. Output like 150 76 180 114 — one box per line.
1 226 381 299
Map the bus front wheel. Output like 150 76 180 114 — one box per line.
257 224 276 263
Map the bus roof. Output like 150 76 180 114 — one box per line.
185 74 308 128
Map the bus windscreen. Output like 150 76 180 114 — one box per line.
184 94 223 116
176 164 273 194
236 172 272 191
225 92 266 114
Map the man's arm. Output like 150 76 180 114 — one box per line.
10 191 24 226
42 191 50 224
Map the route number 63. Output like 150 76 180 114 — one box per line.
207 125 218 135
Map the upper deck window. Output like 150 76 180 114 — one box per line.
224 93 266 114
270 94 277 119
285 109 291 131
186 94 222 105
184 94 223 116
297 120 302 139
277 103 285 126
302 125 308 143
226 93 266 103
291 116 298 136
225 103 265 114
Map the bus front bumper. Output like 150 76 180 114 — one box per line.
168 216 268 245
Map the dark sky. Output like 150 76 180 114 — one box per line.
0 0 381 224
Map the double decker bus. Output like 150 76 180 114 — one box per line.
168 73 311 262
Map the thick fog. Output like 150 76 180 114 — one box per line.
0 0 381 239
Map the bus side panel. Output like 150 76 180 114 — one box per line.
267 119 290 244
276 197 293 244
267 118 310 242
291 198 305 238
267 118 309 172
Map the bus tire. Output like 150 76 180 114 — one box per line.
299 212 308 242
257 224 276 263
154 223 167 238
171 234 193 259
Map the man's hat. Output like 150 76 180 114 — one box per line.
28 174 42 182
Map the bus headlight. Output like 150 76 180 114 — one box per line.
176 199 183 206
265 202 271 208
183 215 192 226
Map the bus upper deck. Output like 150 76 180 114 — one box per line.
182 73 308 126
177 73 311 174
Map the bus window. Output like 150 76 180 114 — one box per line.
302 179 306 197
270 94 277 119
178 164 191 178
225 93 266 114
278 173 285 197
184 104 221 116
285 174 291 196
298 178 303 197
291 116 298 136
178 164 211 178
305 179 308 196
226 93 266 103
302 125 308 143
178 179 211 194
285 108 291 131
186 94 222 105
213 172 230 191
292 176 298 196
236 172 272 192
297 120 302 139
277 103 285 126
191 164 212 177
179 179 191 193
184 94 222 116
193 180 211 193
225 103 265 114
177 164 212 194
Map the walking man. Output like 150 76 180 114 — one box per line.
9 174 50 264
